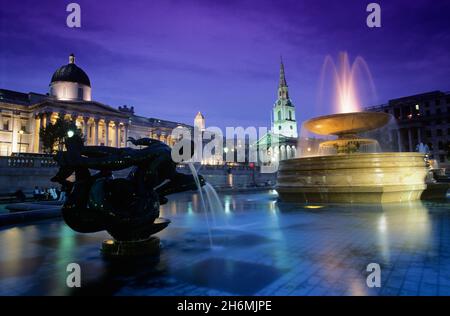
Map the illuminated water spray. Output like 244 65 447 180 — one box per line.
319 52 377 114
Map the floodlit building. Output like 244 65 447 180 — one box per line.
0 54 193 156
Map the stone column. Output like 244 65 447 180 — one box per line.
104 120 110 147
124 124 128 147
114 122 120 148
397 129 402 152
93 118 99 146
82 117 89 145
408 128 413 152
11 113 20 153
41 113 47 128
39 113 45 130
45 112 52 127
35 114 42 153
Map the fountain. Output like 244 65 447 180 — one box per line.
276 53 434 203
51 135 205 256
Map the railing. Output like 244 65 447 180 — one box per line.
176 163 260 171
0 156 57 168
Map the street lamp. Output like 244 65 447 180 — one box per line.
18 130 24 154
67 130 75 138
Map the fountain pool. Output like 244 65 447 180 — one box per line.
0 190 450 296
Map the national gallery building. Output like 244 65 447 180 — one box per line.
0 54 193 156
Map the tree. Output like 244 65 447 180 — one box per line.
40 118 83 153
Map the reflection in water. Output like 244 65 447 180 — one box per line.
170 202 177 216
187 201 193 215
0 190 447 296
224 195 231 214
51 225 77 295
381 201 431 250
227 174 233 187
303 205 325 209
1 228 23 278
388 202 431 232
350 279 367 296
377 213 390 262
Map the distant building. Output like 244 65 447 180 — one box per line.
0 54 193 156
119 105 192 147
366 90 450 168
194 111 205 132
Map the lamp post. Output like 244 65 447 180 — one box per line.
18 130 24 154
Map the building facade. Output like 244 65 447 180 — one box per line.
366 90 450 169
0 54 193 156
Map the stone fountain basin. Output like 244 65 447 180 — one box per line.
276 152 430 203
303 111 392 136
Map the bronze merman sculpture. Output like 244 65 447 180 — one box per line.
51 134 204 255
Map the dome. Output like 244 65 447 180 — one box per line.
50 54 91 87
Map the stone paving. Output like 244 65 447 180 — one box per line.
0 190 449 296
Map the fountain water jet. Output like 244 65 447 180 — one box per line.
318 52 377 114
188 163 213 248
188 164 226 249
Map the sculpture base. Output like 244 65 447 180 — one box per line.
101 237 161 257
318 137 380 155
277 152 430 203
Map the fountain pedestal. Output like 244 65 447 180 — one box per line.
102 237 161 256
277 112 432 203
277 152 429 203
100 217 171 256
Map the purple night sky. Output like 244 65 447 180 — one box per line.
1 0 450 129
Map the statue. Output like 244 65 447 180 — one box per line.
51 134 204 255
416 142 430 154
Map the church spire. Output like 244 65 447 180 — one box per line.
279 56 287 88
278 56 289 100
272 57 297 138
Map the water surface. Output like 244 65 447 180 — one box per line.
0 190 449 296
